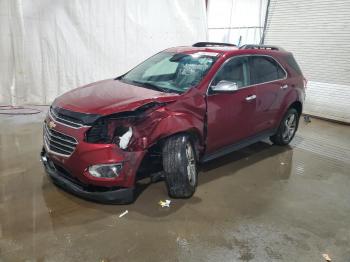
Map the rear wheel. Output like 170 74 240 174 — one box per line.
270 108 299 145
162 134 197 198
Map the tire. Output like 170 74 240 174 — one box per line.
162 134 197 198
270 108 299 145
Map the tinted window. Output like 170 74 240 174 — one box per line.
212 57 249 88
251 56 286 84
286 54 302 75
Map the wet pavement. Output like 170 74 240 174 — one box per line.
0 108 349 261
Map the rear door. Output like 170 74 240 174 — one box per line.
250 56 288 133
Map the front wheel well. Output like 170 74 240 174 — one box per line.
158 130 204 160
136 130 203 179
289 101 302 116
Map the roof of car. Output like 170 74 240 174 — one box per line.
166 46 237 55
165 42 288 57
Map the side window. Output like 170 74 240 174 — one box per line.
251 56 286 85
211 57 249 88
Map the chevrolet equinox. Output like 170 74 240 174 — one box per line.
41 42 305 203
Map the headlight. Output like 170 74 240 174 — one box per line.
85 103 165 145
85 118 109 143
88 164 122 178
85 118 133 146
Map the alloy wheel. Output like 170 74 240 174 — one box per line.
283 113 297 142
185 143 196 186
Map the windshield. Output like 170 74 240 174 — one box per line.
120 52 218 93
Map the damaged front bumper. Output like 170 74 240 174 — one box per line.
41 148 135 204
41 108 149 204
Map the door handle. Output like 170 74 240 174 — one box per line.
280 84 288 89
245 94 256 101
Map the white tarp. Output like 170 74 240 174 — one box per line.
0 0 207 105
207 0 267 45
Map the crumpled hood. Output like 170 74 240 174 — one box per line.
53 79 179 115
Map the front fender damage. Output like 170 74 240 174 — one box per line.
128 90 206 155
99 89 206 185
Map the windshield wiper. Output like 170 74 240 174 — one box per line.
128 80 177 93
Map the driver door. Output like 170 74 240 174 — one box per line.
206 56 257 154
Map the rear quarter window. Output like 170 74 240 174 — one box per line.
285 54 303 75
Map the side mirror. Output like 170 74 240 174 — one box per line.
211 80 238 92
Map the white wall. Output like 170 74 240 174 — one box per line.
264 0 350 123
207 0 268 45
0 0 207 105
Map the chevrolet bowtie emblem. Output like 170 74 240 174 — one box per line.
48 121 56 129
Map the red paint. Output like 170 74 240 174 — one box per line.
54 79 179 115
44 45 305 190
206 85 257 153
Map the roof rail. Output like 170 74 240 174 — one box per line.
239 44 284 51
193 42 236 47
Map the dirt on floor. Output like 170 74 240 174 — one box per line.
0 107 349 261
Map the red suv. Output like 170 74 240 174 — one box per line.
41 42 305 203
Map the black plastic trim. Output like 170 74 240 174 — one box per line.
239 44 284 51
201 129 276 163
52 106 101 126
193 42 236 47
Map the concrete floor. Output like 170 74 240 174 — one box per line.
0 108 349 261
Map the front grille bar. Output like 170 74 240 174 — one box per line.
44 124 77 143
49 107 86 128
43 123 78 157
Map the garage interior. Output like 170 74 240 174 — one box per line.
1 0 349 261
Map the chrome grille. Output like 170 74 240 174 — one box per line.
43 123 78 157
49 107 85 128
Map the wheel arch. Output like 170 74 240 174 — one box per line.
158 128 204 160
289 100 303 116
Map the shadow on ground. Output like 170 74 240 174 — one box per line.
41 140 293 226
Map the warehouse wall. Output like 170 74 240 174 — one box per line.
207 0 268 45
264 0 350 123
0 0 207 105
